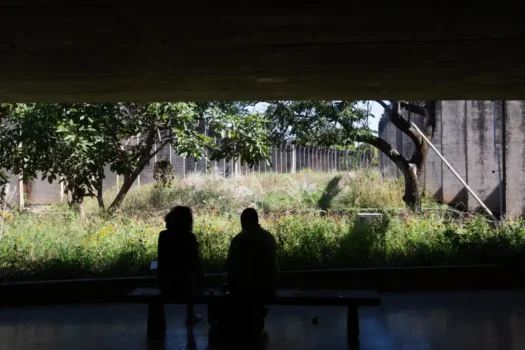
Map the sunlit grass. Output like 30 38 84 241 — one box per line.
2 171 524 282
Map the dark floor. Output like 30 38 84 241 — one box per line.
1 290 525 350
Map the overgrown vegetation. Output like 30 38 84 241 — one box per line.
1 171 523 282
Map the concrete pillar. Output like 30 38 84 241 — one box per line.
313 148 317 171
290 145 296 173
306 147 310 169
466 101 502 213
504 101 525 217
423 102 443 200
441 101 468 207
318 148 322 171
283 146 287 173
19 174 24 209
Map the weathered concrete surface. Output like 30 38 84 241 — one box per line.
2 172 21 207
504 101 525 217
423 102 442 200
466 101 502 212
378 101 509 214
26 175 61 205
1 5 525 102
440 101 468 207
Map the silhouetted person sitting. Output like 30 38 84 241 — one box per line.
208 209 279 334
158 206 203 325
225 208 280 296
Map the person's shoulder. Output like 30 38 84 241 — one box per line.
260 227 273 236
231 231 245 241
188 231 198 240
260 227 277 242
158 230 169 242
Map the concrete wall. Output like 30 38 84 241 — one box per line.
504 101 525 217
465 101 503 212
440 101 468 208
423 102 442 200
9 144 343 206
379 100 512 215
1 172 21 207
26 175 61 205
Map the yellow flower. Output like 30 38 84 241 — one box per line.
18 237 24 242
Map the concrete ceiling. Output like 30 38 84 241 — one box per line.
1 2 525 102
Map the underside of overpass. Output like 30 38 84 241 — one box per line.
1 2 525 102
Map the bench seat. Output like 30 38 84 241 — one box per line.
126 287 380 343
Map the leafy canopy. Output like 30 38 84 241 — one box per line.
265 101 374 147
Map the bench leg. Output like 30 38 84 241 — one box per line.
147 302 166 339
347 306 359 344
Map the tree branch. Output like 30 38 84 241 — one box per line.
147 139 170 162
355 134 410 173
375 100 390 110
399 101 425 116
388 101 423 157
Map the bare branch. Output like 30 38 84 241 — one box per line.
375 100 390 110
388 101 422 152
399 101 425 116
355 133 410 172
147 139 170 160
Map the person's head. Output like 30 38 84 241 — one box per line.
165 206 193 232
241 208 259 231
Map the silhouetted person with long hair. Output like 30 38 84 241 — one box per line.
226 208 280 295
158 206 203 324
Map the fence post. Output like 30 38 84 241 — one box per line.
323 148 326 171
312 147 315 170
314 147 318 171
304 146 310 169
18 174 24 209
309 147 312 170
328 148 332 171
322 148 326 171
290 144 296 173
316 147 320 171
281 147 284 173
301 146 305 171
283 146 287 173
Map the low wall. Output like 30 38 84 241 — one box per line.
2 265 525 306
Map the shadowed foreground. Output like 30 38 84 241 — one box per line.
1 290 525 350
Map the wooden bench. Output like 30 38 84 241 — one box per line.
126 287 380 342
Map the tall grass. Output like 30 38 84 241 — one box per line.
2 207 525 282
2 170 523 282
94 170 406 217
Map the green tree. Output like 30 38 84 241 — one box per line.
1 101 274 214
1 103 121 217
265 100 437 212
209 112 272 174
106 101 270 209
105 102 209 211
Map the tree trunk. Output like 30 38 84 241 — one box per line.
70 187 86 220
108 171 141 212
402 163 421 213
357 134 422 212
96 168 105 210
